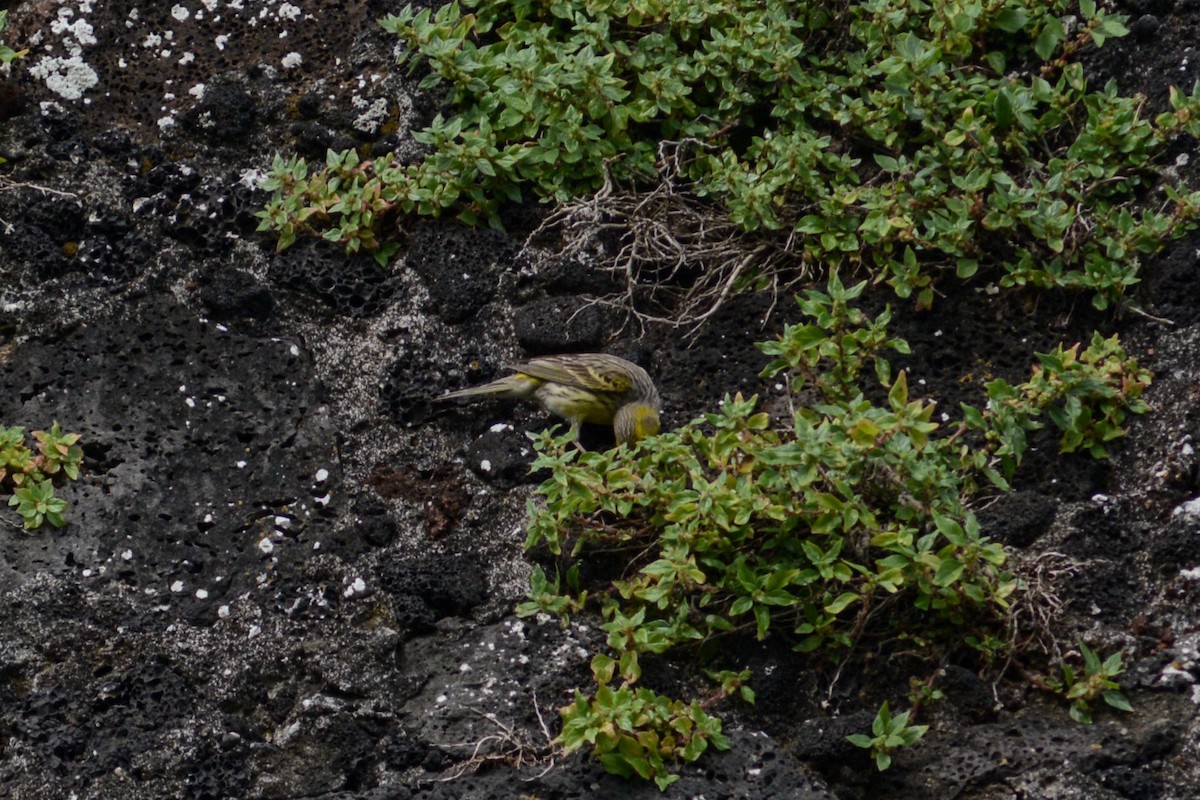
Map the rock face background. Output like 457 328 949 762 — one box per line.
1 1 1199 798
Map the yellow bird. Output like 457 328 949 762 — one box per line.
437 353 661 445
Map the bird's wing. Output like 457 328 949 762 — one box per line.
511 355 633 394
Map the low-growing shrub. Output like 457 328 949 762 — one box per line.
1 423 83 530
518 275 1148 782
260 0 1200 313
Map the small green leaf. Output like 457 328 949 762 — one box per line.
934 558 965 587
995 9 1028 33
1103 691 1133 712
824 592 860 615
994 90 1014 130
1035 22 1063 61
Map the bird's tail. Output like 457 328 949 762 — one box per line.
436 374 537 403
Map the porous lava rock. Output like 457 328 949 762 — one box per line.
0 1 1199 799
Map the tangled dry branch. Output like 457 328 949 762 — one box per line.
434 697 559 782
525 140 811 337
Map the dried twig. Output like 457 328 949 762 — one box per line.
988 549 1079 707
433 694 561 782
0 178 81 236
524 140 810 338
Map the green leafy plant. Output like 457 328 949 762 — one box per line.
10 480 68 530
0 9 28 169
1 423 83 529
907 673 945 709
0 11 27 65
847 701 930 771
1047 643 1133 724
706 668 755 706
260 0 1200 315
519 274 1148 784
515 563 587 623
558 651 730 790
255 150 404 266
955 331 1151 486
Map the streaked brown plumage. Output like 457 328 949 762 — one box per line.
437 353 661 445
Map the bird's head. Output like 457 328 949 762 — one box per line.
615 402 661 445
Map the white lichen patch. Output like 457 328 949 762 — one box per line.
31 6 100 100
29 56 99 100
351 96 390 135
50 16 98 47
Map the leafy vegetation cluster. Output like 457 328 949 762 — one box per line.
518 275 1145 785
847 701 930 772
261 0 1200 311
1 423 83 530
0 9 27 168
1049 642 1132 724
556 650 731 790
0 11 24 64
